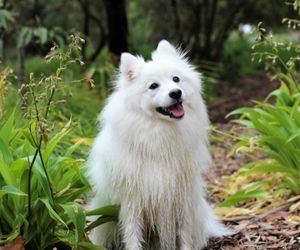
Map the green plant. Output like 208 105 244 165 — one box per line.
220 32 259 82
196 60 220 101
218 0 300 207
0 66 13 115
0 112 89 248
85 57 116 99
0 7 15 59
24 56 60 78
0 34 118 249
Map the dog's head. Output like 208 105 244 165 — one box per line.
117 40 203 121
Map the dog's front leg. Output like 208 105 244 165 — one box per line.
178 211 194 250
120 205 144 250
178 195 208 250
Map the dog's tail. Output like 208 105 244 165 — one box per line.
204 201 233 237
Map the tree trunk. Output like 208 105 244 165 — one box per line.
170 0 182 42
104 0 128 64
203 0 218 60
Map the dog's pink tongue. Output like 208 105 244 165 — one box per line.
170 104 184 118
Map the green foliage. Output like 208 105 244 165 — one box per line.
85 57 116 99
18 26 65 49
219 31 299 83
220 32 259 83
0 35 118 249
85 205 120 233
24 56 59 78
228 75 300 193
0 112 91 248
196 60 220 100
252 24 300 72
0 67 14 115
0 9 15 30
57 84 104 140
128 0 153 58
219 182 269 207
220 1 300 207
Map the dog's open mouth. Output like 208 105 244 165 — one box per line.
156 102 185 119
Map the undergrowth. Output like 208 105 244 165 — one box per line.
0 34 118 249
216 0 300 209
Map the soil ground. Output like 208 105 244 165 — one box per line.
205 73 300 249
208 72 279 123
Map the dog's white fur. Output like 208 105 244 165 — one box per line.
88 40 228 250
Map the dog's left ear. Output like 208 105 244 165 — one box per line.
152 40 179 59
120 53 144 82
157 40 177 55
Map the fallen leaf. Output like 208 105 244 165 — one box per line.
287 215 300 224
290 200 300 212
266 211 289 221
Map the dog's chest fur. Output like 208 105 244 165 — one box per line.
108 119 201 249
113 117 194 184
109 114 203 213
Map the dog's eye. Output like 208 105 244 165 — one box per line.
149 83 159 89
173 76 180 83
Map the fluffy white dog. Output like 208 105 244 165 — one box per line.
88 40 228 250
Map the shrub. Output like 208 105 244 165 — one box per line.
0 34 118 249
220 32 259 83
219 1 300 207
0 112 90 248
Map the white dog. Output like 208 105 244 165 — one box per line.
88 40 228 250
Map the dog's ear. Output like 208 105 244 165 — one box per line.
152 40 180 60
156 40 177 55
120 53 144 81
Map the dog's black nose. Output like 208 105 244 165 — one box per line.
169 89 182 100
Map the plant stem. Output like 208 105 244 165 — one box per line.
27 87 56 223
27 146 40 224
38 147 55 204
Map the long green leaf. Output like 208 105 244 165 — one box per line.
43 123 71 163
0 110 16 143
78 241 108 250
60 203 86 243
39 198 67 228
85 216 117 232
33 163 54 204
85 205 120 217
0 160 15 186
219 182 269 207
0 185 27 199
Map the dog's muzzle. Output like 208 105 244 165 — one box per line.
156 100 184 119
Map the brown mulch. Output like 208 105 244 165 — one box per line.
206 201 300 250
205 123 300 250
0 238 24 250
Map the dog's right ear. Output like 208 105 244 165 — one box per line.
120 53 144 82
